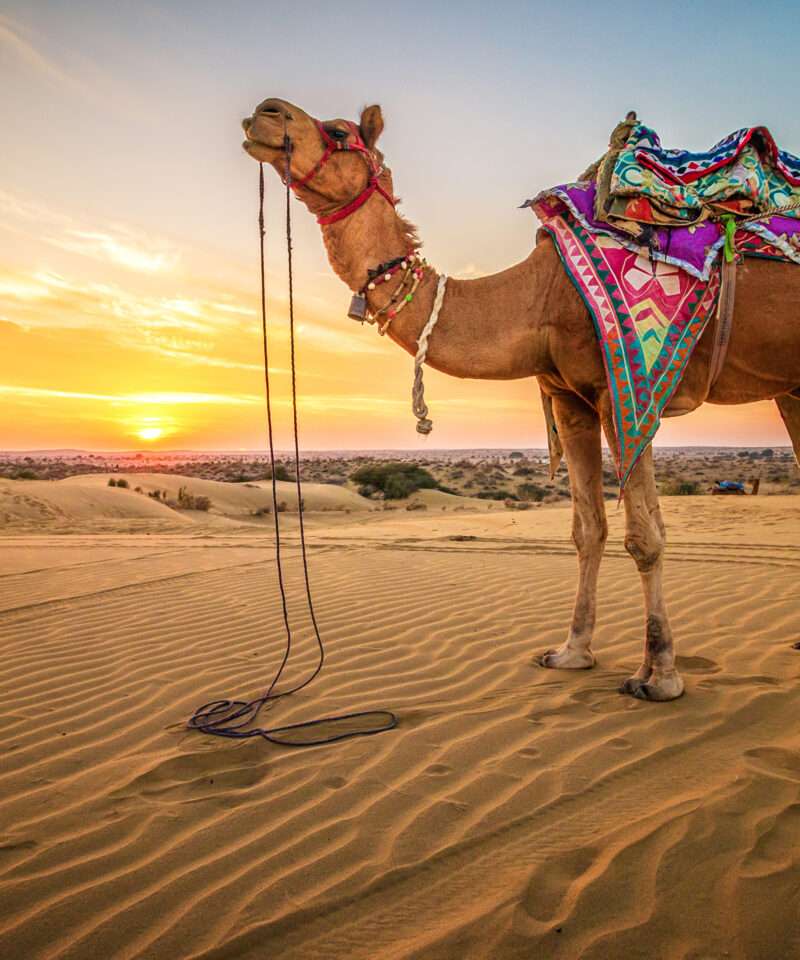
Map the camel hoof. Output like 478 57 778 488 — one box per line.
618 676 645 696
620 673 685 702
536 646 596 670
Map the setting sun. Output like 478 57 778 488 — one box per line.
137 426 163 441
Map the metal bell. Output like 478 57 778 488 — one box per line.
348 294 367 322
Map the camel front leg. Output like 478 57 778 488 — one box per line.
538 393 607 670
619 445 685 701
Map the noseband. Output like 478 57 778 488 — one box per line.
285 120 397 225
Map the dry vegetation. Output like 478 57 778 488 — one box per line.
1 447 796 503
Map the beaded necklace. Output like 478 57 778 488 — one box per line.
358 251 428 335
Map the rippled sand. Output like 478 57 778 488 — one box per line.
1 494 798 959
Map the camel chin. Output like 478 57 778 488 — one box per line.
536 643 596 670
242 139 279 162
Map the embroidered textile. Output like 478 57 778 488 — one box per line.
527 181 800 280
604 124 800 233
539 213 720 487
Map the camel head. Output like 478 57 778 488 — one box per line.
241 97 389 221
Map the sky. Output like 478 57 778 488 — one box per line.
1 0 798 451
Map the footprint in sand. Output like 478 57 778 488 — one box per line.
569 688 637 714
323 775 348 789
113 748 268 805
425 763 452 776
518 747 541 759
697 674 779 690
520 845 598 924
741 802 800 876
0 836 37 854
608 737 632 750
675 655 721 674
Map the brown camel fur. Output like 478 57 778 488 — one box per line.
242 98 800 701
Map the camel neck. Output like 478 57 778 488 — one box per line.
319 193 553 380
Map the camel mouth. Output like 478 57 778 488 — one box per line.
241 130 284 159
242 135 280 150
241 116 284 158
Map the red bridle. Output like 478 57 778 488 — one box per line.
288 120 397 225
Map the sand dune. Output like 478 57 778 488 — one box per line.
0 477 192 523
0 474 374 534
61 473 375 513
0 496 798 959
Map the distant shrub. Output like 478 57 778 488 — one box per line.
384 473 416 499
661 479 700 496
108 478 118 487
116 478 129 489
518 482 547 502
477 490 518 501
350 462 438 500
233 464 292 483
176 486 212 511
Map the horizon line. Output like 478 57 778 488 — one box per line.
0 444 793 456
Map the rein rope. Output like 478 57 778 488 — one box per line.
187 143 397 747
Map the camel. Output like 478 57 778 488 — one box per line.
242 98 800 702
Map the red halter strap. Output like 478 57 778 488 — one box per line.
289 120 397 225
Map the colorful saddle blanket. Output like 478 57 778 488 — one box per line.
528 180 800 280
538 212 720 488
605 123 800 232
532 197 799 488
526 120 800 489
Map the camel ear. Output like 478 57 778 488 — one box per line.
359 105 384 149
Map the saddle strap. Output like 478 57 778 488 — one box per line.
706 257 736 396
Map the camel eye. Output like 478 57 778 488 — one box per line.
327 127 348 141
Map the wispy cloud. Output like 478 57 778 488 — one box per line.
0 189 178 275
48 229 177 274
0 260 386 373
0 14 91 97
0 385 261 406
1 269 239 336
295 320 384 356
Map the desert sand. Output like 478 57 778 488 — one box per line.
0 476 799 959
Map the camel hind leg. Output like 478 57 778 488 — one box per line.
776 394 800 466
618 444 685 701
